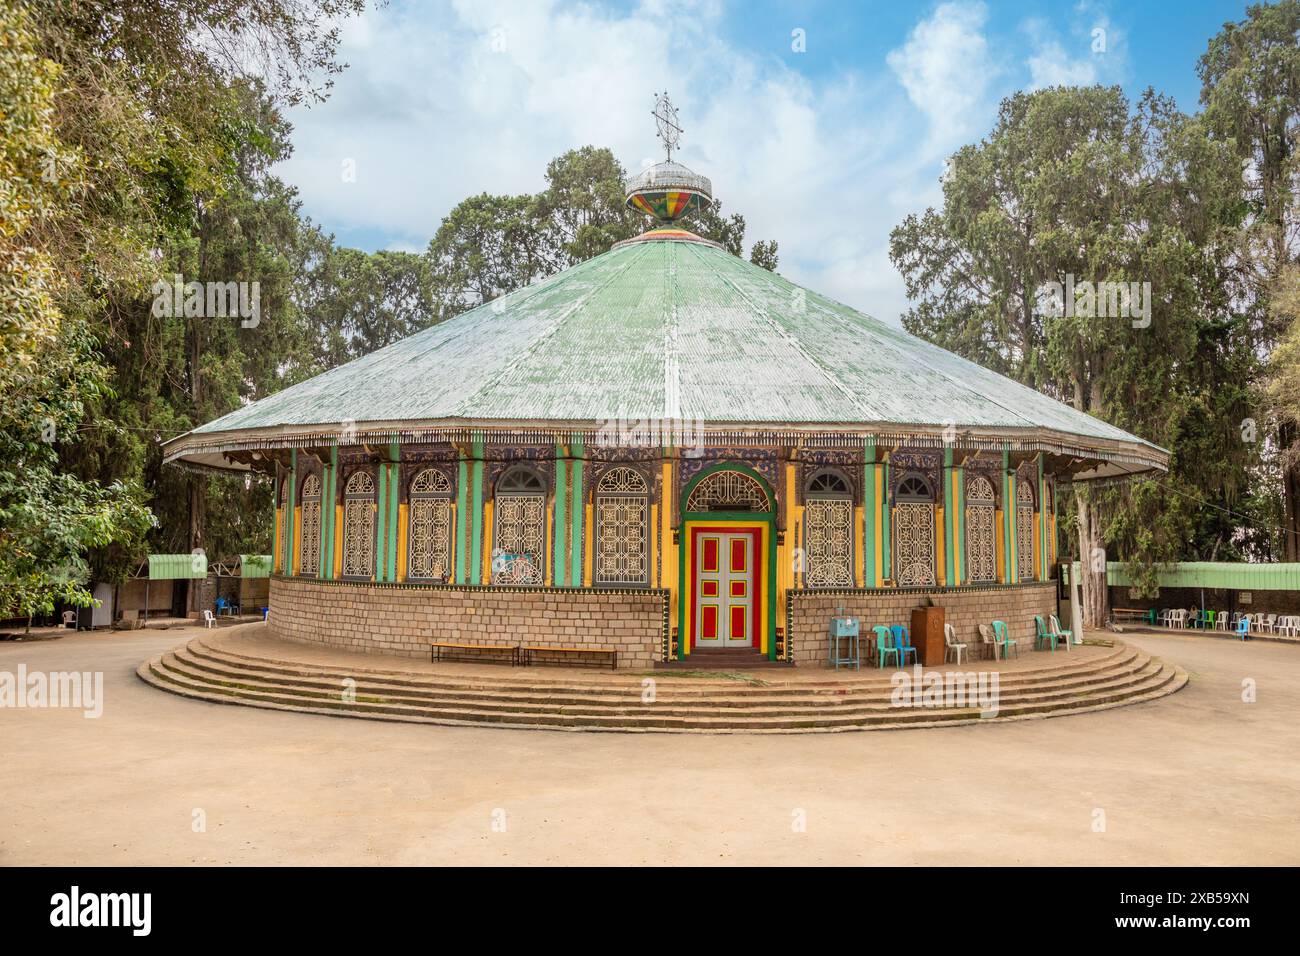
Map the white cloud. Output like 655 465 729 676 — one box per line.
886 2 998 150
1022 7 1126 91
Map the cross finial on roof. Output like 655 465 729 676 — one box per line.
652 92 682 162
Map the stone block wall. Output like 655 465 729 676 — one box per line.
269 576 667 669
788 583 1059 667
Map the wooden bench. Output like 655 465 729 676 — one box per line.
522 644 618 670
430 641 520 666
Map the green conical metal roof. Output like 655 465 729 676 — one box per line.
165 230 1166 478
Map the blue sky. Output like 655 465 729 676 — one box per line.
276 0 1253 324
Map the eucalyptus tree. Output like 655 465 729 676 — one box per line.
890 86 1249 626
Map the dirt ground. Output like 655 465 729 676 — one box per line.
2 625 1297 865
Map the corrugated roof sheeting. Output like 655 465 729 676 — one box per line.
148 553 207 580
1107 561 1300 591
182 232 1162 460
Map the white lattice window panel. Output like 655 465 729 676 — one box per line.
298 474 321 576
1016 481 1035 581
342 471 375 578
686 470 768 512
408 469 451 580
965 475 996 583
894 502 936 587
805 498 853 587
596 468 648 584
494 494 544 584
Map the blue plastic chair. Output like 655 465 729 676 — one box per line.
892 625 918 666
1235 617 1250 641
214 596 227 616
872 625 899 668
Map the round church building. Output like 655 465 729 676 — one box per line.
164 143 1166 671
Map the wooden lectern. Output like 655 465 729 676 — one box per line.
910 606 946 666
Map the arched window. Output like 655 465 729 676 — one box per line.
493 466 545 584
804 469 853 587
298 473 321 576
965 474 996 584
685 469 769 512
894 473 936 587
408 468 452 581
595 467 649 585
342 470 376 578
1016 480 1036 581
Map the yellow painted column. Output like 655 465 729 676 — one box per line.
649 503 659 587
396 502 409 582
935 505 946 586
482 500 494 584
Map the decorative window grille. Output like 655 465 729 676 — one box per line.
595 467 649 585
299 474 321 576
804 469 853 588
493 467 545 585
894 474 936 587
408 469 452 581
1016 481 1036 581
342 470 376 578
965 475 996 584
686 470 769 512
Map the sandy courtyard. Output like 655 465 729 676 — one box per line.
1 626 1297 865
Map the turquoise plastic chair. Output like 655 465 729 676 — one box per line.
872 625 899 668
1144 607 1158 626
1034 615 1056 650
891 625 918 666
992 620 1018 659
1235 617 1250 641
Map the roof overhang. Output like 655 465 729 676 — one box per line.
163 417 1169 481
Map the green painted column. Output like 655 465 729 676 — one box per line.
319 447 337 579
1003 448 1016 584
469 437 484 585
553 445 569 586
386 441 400 582
942 448 955 586
376 455 389 582
569 436 585 587
285 449 297 574
881 455 892 583
455 452 470 585
1038 454 1048 580
956 464 966 584
863 444 877 587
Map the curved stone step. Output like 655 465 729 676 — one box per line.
192 630 1135 691
138 639 1187 733
161 643 1166 718
184 634 1141 700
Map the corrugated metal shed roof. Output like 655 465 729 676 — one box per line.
169 231 1164 477
1108 562 1300 591
148 553 207 580
239 554 273 578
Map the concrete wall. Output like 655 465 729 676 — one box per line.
269 576 668 669
789 583 1058 667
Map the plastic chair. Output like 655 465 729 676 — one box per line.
892 625 918 666
977 624 998 660
202 609 216 629
1235 617 1250 641
1034 615 1056 651
1049 614 1073 651
991 620 1018 659
872 625 899 669
1144 608 1158 626
214 597 228 616
943 622 968 665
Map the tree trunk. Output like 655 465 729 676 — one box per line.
1281 421 1300 561
1075 490 1108 631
